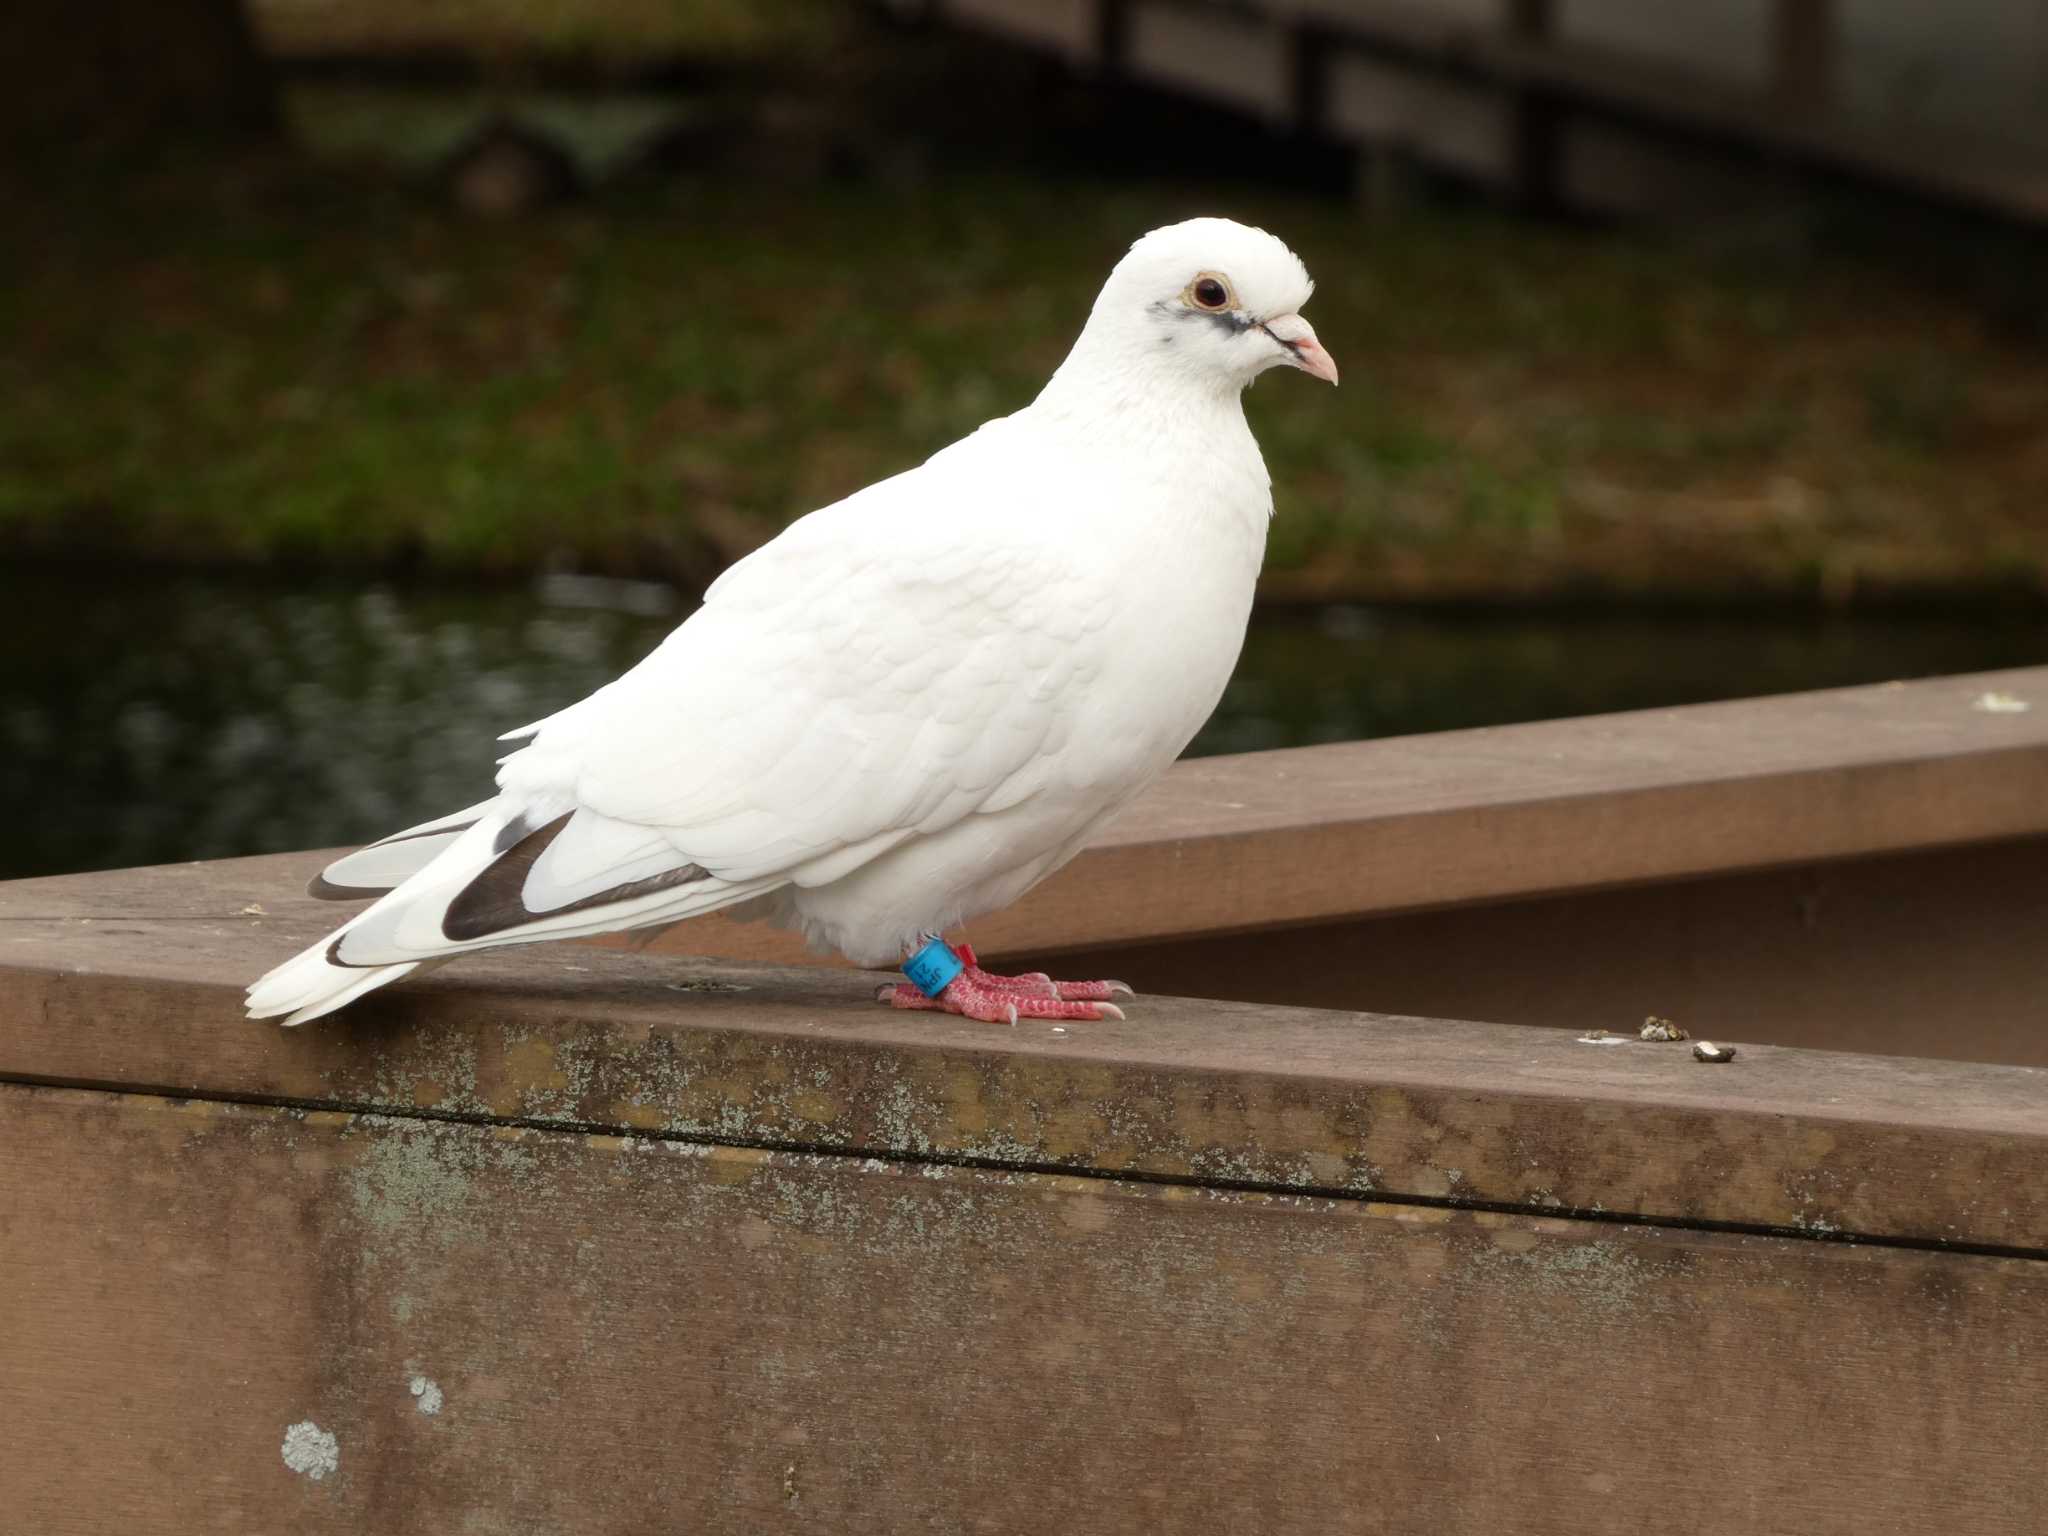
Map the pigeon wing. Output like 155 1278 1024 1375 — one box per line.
504 515 1112 897
252 440 1122 1024
311 500 1115 978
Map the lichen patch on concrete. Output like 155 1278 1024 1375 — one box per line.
281 1419 340 1480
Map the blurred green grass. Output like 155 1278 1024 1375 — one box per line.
4 144 2046 603
249 0 853 68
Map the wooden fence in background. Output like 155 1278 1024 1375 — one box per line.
931 0 2048 221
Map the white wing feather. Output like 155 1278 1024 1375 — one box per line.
502 453 1114 888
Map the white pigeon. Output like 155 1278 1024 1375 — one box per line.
247 217 1336 1028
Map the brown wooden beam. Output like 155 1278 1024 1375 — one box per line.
1032 835 2048 1068
1771 0 1835 112
45 666 2032 975
1504 0 1561 210
654 665 2042 964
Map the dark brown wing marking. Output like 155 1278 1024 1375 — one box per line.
440 812 709 943
308 873 390 901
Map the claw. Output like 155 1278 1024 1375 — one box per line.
874 941 1136 1025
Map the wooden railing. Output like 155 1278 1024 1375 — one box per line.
933 0 2048 222
4 667 2045 1528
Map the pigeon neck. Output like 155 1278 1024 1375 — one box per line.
1031 331 1249 440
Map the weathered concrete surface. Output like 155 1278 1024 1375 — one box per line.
6 1082 2046 1534
2 853 2045 1251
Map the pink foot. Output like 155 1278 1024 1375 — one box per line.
954 944 1133 1003
875 942 1134 1025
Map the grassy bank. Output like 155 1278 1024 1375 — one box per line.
5 144 2046 603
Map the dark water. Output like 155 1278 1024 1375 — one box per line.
3 571 2042 880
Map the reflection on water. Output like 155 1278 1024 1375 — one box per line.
3 571 2042 879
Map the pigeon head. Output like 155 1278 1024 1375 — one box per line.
1079 217 1337 392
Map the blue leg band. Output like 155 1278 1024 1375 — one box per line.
902 936 965 999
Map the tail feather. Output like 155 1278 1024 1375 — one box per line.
250 800 776 1026
309 799 497 899
246 947 421 1028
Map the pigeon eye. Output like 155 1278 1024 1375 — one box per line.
1190 276 1230 311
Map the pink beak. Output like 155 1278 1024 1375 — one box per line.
1263 313 1339 385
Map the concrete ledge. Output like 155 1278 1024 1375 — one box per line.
2 849 2044 1251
